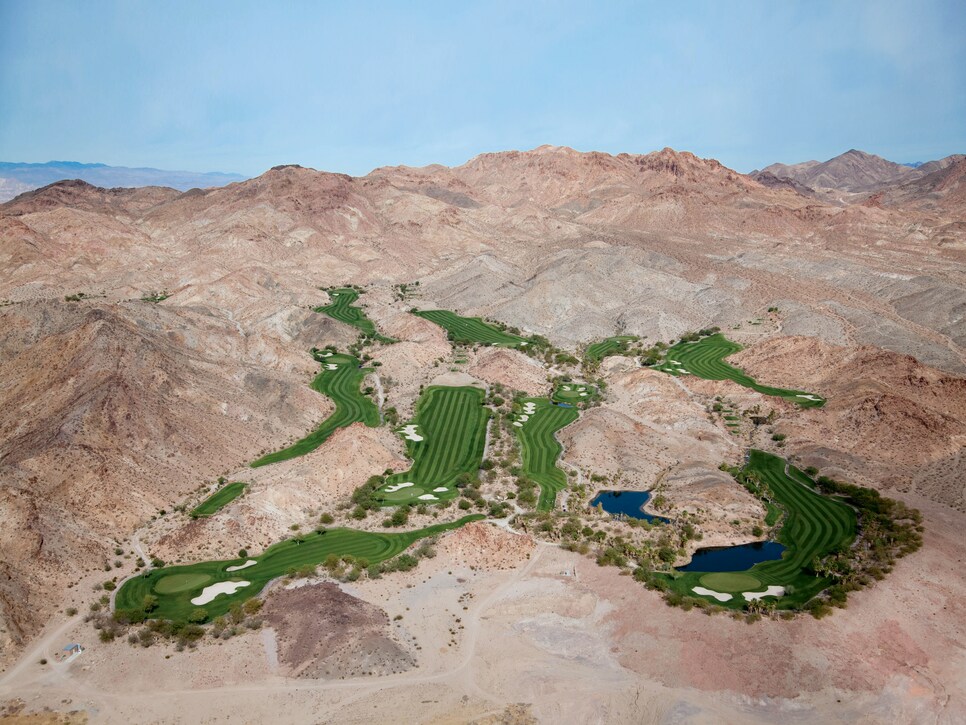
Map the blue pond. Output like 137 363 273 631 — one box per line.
676 541 786 573
589 490 669 523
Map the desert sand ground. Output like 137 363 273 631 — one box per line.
1 509 963 724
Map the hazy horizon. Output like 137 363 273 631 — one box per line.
1 142 962 182
1 0 964 177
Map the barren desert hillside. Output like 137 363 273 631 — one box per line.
0 146 964 723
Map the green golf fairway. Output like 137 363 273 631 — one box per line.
375 385 489 505
413 309 529 348
251 352 379 468
190 482 247 518
116 516 483 621
584 335 638 364
510 397 578 510
660 450 856 608
315 288 395 342
653 334 825 407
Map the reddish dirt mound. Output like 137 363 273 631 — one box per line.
438 522 534 570
469 348 548 396
261 582 414 679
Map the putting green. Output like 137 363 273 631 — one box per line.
375 385 489 505
251 350 379 468
699 572 761 592
652 333 825 408
381 486 427 502
154 573 212 594
552 383 595 403
413 309 529 348
116 515 483 620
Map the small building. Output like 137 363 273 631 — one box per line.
62 643 83 655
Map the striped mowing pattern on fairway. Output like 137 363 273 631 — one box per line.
511 398 578 510
664 450 856 608
190 482 247 518
744 450 856 586
376 385 489 505
250 353 379 468
315 288 394 341
584 335 639 364
413 309 529 347
115 515 484 621
653 333 825 407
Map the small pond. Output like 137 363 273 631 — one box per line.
676 541 786 573
589 490 669 523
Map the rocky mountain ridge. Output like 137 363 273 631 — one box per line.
755 148 965 194
0 143 963 668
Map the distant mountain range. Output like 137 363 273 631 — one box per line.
752 149 964 194
0 160 247 202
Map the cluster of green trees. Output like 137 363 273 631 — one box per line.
310 344 339 362
678 326 721 343
64 291 102 302
520 506 694 572
140 290 170 303
456 471 502 515
392 280 420 300
639 341 669 367
309 540 438 581
515 475 538 508
104 594 249 650
801 474 922 618
639 327 720 366
350 474 390 517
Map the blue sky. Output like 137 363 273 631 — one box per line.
1 0 963 176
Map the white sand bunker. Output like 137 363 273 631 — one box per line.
743 586 785 601
319 352 332 357
518 414 529 422
692 586 732 602
513 421 523 427
797 394 822 401
325 363 338 370
519 342 528 346
191 580 250 605
579 392 588 397
577 386 586 391
433 487 448 492
562 385 571 391
384 481 414 493
225 559 257 572
418 494 438 501
400 424 423 441
522 402 537 414
678 369 690 374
